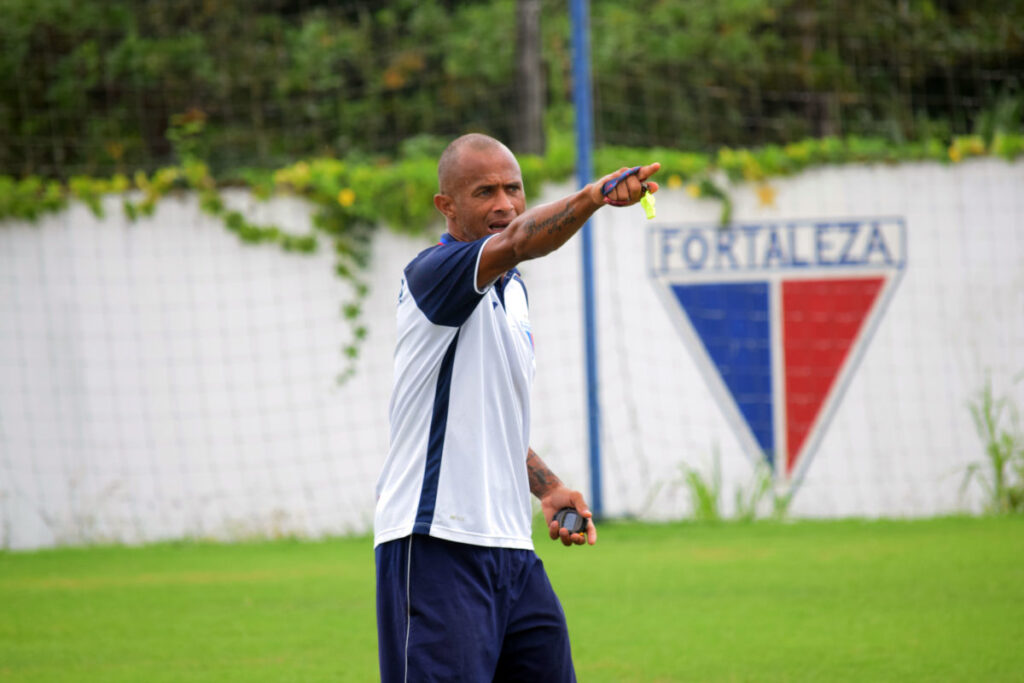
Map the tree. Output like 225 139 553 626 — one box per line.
514 0 546 155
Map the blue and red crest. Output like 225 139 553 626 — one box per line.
648 217 906 492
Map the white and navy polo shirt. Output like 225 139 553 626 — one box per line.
374 233 536 550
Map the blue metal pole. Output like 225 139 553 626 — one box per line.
570 0 602 517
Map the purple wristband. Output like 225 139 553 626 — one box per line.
601 166 642 196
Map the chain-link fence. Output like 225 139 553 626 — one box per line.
3 0 1021 177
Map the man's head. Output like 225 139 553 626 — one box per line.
433 134 525 242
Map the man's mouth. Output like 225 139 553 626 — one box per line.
489 221 511 232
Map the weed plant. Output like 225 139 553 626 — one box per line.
963 372 1024 513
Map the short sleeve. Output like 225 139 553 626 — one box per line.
404 236 493 327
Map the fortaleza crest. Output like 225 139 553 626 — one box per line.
647 217 907 493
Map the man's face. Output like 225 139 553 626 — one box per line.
438 146 526 242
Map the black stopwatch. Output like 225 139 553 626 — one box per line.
553 507 588 535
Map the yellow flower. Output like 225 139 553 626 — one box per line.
756 184 777 208
338 188 356 207
948 145 962 163
686 183 701 198
667 174 683 189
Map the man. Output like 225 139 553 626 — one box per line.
374 133 659 681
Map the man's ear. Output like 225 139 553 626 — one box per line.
433 193 455 220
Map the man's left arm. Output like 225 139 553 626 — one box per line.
527 448 598 547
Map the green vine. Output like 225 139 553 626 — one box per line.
2 126 1023 381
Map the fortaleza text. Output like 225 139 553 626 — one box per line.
649 218 907 276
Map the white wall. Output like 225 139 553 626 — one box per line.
583 160 1024 521
1 159 1021 549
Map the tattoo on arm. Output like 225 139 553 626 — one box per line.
527 448 563 498
523 202 576 237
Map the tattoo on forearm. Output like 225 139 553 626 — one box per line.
523 202 575 237
527 449 563 498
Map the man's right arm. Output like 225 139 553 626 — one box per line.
476 162 660 288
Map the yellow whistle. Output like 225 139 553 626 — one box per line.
640 192 656 219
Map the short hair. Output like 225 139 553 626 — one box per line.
437 134 510 195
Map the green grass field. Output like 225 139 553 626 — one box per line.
2 516 1022 682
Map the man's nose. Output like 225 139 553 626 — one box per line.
493 190 514 213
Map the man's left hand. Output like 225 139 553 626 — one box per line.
541 486 598 547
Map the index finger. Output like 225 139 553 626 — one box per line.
637 162 661 182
